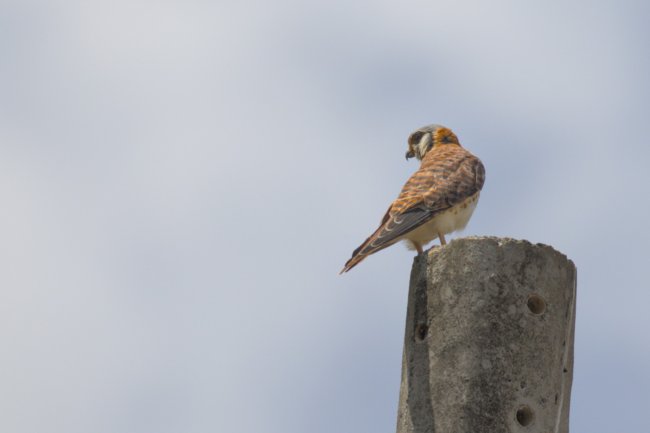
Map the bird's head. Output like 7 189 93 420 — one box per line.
405 124 460 160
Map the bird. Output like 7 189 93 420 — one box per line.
340 124 485 274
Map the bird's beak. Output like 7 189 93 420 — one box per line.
405 149 415 160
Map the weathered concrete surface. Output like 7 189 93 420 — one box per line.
396 237 576 433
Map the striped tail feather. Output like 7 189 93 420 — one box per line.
339 233 400 274
340 206 435 274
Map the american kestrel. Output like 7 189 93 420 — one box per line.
340 124 485 273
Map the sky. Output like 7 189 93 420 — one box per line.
1 0 649 432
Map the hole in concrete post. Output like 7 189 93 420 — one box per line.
526 294 546 315
415 323 428 341
516 405 534 427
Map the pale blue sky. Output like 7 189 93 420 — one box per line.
1 1 649 432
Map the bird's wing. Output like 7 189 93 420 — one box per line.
341 147 484 273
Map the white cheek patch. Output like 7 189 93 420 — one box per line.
416 133 432 159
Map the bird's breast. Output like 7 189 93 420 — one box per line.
403 192 480 248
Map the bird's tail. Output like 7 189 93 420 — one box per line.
339 234 399 274
340 205 401 274
339 250 369 274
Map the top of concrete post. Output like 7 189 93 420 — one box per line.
397 236 576 433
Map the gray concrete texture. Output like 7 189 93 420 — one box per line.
396 237 576 433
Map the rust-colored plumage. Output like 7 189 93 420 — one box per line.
340 125 485 273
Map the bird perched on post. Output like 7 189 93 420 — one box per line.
340 124 485 274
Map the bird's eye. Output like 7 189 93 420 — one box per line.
409 132 423 145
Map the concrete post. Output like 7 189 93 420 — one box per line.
396 237 576 433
